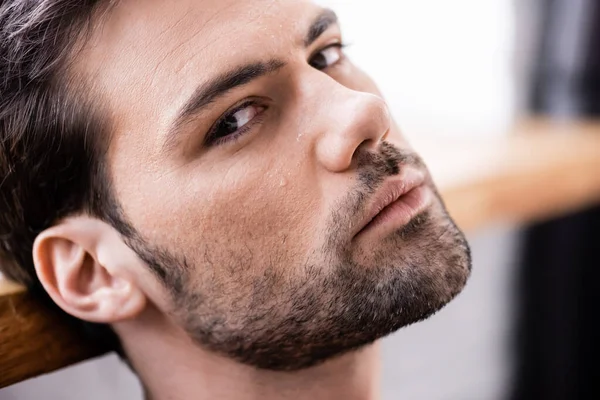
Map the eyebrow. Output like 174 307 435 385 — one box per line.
304 9 338 47
164 8 339 152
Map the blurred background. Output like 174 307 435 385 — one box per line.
2 0 599 399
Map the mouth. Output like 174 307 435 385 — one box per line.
354 168 433 240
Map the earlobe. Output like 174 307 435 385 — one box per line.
32 217 147 323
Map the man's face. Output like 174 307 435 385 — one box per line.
79 0 470 370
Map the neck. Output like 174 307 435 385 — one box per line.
114 308 381 400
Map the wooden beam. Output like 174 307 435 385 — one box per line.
0 286 109 388
1 118 600 387
412 118 600 231
0 273 110 387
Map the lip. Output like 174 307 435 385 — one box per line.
353 169 432 240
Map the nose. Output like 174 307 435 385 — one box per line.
315 87 390 173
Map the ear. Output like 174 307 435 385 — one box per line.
32 216 147 323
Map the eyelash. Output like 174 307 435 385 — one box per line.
205 42 347 147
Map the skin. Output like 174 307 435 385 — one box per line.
32 0 471 399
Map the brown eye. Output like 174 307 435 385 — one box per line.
310 44 343 70
206 102 267 146
213 105 260 139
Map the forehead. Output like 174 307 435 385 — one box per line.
78 0 322 143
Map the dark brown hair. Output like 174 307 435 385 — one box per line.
0 0 124 350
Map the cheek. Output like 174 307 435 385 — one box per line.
202 168 318 252
117 156 320 275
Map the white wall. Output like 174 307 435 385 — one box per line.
322 0 516 138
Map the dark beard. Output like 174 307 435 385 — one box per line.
124 141 472 371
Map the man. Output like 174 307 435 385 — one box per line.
0 0 471 399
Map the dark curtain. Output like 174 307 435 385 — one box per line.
511 1 600 399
